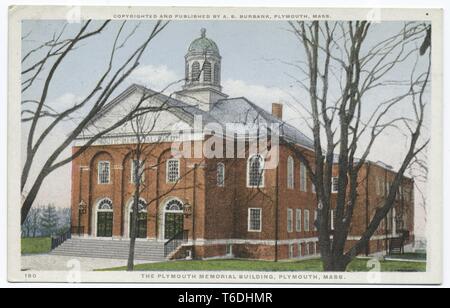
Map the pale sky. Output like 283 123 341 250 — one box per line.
21 20 430 236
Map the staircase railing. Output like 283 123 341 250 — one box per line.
164 230 189 258
51 229 72 250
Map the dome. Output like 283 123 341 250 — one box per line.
188 28 220 55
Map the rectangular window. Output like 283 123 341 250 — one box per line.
296 209 302 232
289 244 295 259
217 163 225 187
300 163 307 192
131 160 144 184
226 244 233 256
331 177 339 193
375 177 380 196
312 183 316 194
98 161 110 184
248 208 262 232
304 209 310 232
167 159 180 183
287 209 293 233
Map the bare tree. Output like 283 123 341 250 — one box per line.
286 21 431 271
21 20 170 225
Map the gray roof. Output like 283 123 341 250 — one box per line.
87 84 314 149
210 97 315 149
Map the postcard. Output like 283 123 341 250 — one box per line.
8 5 443 284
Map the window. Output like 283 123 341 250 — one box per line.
247 155 264 188
300 163 307 192
226 244 233 256
304 209 310 232
203 61 212 82
331 177 339 193
185 62 189 81
131 160 144 184
217 163 225 187
167 159 180 183
248 208 262 232
98 161 111 184
191 61 200 81
287 156 294 189
214 63 220 85
287 209 293 233
312 183 316 194
296 209 302 232
289 244 295 259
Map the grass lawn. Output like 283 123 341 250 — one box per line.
387 253 427 261
98 258 426 272
21 237 52 255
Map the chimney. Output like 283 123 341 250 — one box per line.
272 103 283 120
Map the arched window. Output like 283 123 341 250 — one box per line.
98 198 113 211
287 156 294 189
130 199 148 213
165 199 183 212
203 61 212 82
217 163 225 187
214 63 220 85
191 61 200 81
247 155 265 188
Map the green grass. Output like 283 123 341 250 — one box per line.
21 237 52 255
387 253 427 261
97 258 426 272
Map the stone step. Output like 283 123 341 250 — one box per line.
51 238 167 261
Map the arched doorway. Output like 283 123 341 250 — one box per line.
96 199 113 238
126 199 148 239
163 199 184 240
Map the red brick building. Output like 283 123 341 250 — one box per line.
67 29 414 261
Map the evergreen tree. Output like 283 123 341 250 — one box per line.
40 204 58 236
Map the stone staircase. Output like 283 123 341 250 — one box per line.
51 238 165 261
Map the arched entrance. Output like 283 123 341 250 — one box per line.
125 199 148 239
163 199 184 240
96 199 113 238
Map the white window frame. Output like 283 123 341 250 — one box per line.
295 209 302 232
217 163 225 187
247 155 265 188
166 159 180 183
287 156 294 189
312 183 316 194
226 244 233 256
248 208 262 232
289 244 295 259
287 208 293 233
331 177 339 194
304 209 310 232
98 161 111 184
300 163 307 192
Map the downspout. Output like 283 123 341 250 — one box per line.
365 163 370 256
192 163 197 259
274 162 280 262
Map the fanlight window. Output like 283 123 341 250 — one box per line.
191 61 200 81
165 199 183 212
203 61 212 82
130 199 148 213
248 155 265 187
98 199 113 211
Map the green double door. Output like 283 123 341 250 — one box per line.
97 212 113 237
164 213 184 240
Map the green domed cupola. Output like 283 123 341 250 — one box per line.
188 28 221 55
175 28 228 111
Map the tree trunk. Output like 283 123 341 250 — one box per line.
323 255 351 272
